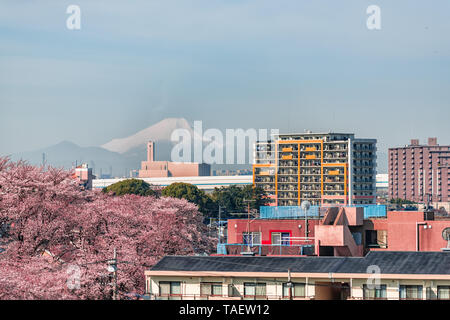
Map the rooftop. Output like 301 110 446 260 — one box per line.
149 251 450 275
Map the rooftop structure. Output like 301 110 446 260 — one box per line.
220 205 450 257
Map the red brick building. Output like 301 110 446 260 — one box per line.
388 138 449 205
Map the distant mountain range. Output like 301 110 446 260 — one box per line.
10 117 387 177
10 118 249 177
11 118 192 177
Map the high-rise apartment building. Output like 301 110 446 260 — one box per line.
388 138 450 204
253 132 377 206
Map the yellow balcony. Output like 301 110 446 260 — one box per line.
282 147 293 152
305 147 316 152
305 155 316 159
281 155 293 160
328 170 340 175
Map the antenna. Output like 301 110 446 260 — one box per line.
242 198 257 254
218 206 223 244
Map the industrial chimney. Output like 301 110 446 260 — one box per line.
147 141 155 162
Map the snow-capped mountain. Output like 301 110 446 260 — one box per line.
101 118 199 154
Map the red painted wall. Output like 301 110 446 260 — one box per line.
370 211 450 252
227 219 321 246
226 211 450 254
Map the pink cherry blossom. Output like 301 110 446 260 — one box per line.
0 157 216 299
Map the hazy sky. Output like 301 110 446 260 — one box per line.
1 0 449 156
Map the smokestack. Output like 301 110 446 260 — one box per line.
147 141 155 162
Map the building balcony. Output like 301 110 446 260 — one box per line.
147 293 312 301
217 243 315 256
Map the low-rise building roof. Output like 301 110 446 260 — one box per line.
149 251 450 275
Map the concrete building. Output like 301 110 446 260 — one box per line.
253 132 377 206
139 141 211 178
376 173 388 200
93 174 389 195
368 210 450 252
93 175 252 192
145 252 450 300
73 163 94 190
223 206 378 257
388 138 450 207
220 205 450 257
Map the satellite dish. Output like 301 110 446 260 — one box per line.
301 200 311 212
442 227 450 241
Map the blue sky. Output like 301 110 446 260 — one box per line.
0 0 449 155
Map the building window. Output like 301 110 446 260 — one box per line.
243 232 261 246
399 285 423 300
244 282 266 299
159 281 181 299
282 283 305 298
365 230 387 249
200 282 223 297
271 232 290 246
363 284 387 300
438 286 450 300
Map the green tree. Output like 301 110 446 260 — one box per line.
211 185 243 214
162 182 213 215
242 184 270 209
211 184 269 217
103 179 157 197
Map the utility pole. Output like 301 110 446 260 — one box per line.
107 248 118 300
218 206 222 244
243 199 256 252
113 248 118 300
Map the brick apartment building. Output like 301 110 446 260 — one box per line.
388 138 450 208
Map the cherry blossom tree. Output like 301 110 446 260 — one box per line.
0 157 215 299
